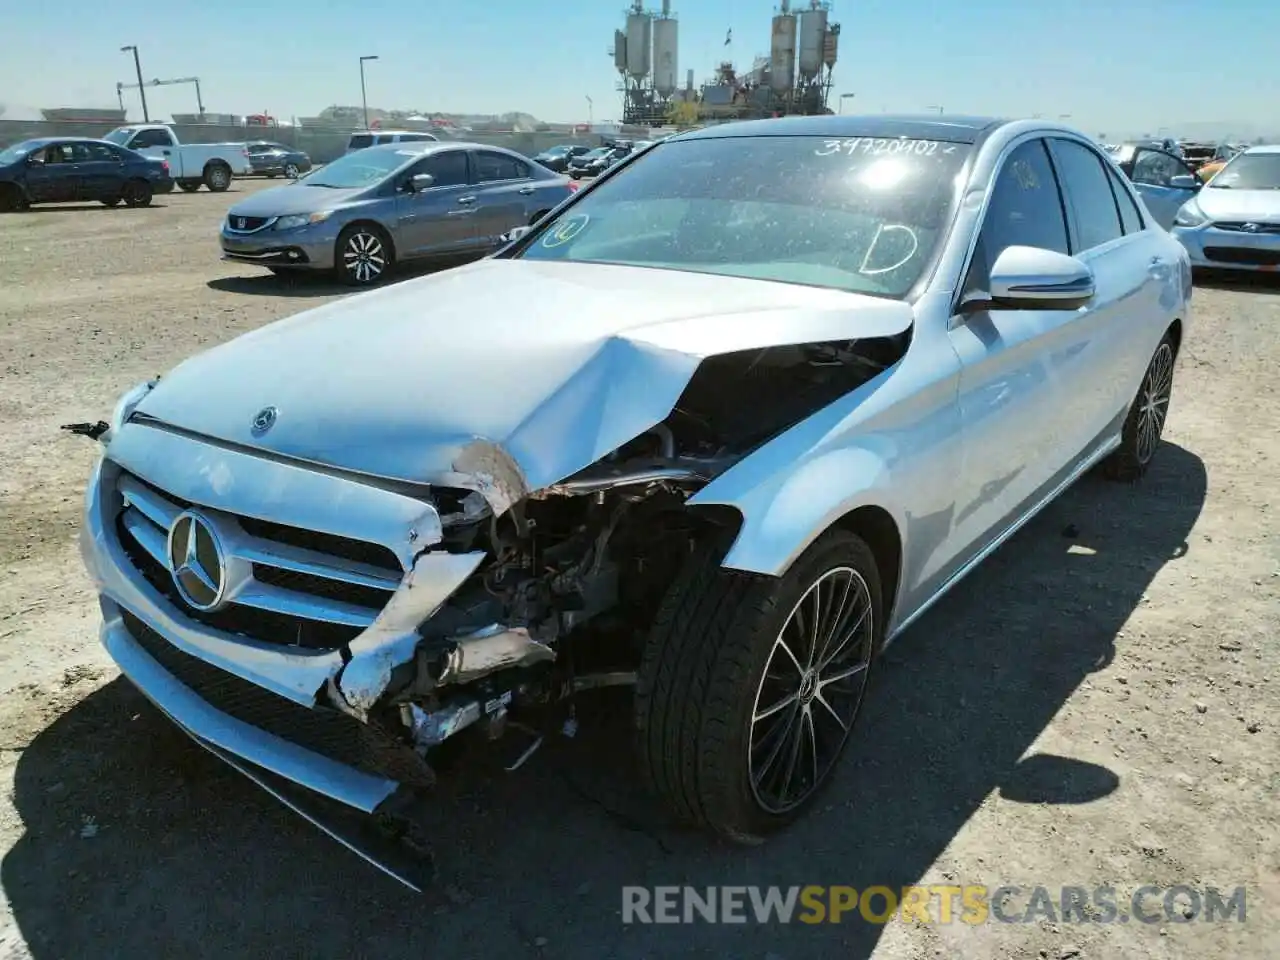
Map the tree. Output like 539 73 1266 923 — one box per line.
666 100 700 127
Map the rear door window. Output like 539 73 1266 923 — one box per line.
473 151 529 182
348 134 373 149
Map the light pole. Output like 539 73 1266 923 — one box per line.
838 92 855 114
359 55 378 129
120 45 148 121
585 95 593 124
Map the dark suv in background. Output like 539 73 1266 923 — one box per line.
532 144 591 172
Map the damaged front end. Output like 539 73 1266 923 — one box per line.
328 335 906 782
82 332 904 889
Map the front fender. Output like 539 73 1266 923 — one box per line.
698 442 905 577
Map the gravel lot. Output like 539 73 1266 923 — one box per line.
0 182 1276 960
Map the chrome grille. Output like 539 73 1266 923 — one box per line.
226 215 276 233
1211 221 1280 234
115 471 402 649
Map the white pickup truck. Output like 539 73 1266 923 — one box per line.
103 124 253 192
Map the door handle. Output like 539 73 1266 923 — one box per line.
518 186 535 195
163 150 172 156
457 195 476 205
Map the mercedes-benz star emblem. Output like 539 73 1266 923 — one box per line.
167 511 227 611
250 405 278 435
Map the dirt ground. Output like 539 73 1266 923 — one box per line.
0 182 1276 960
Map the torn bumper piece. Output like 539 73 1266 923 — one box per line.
102 601 434 890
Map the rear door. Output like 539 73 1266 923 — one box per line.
393 149 476 257
78 141 127 200
468 150 536 246
1046 136 1161 457
1128 147 1200 229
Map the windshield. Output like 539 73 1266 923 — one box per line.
103 128 133 146
306 148 416 188
1209 153 1280 190
517 133 972 299
542 146 571 157
0 140 40 164
579 148 610 160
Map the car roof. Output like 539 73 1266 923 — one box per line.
349 140 517 157
351 129 435 137
672 113 1009 144
12 136 133 148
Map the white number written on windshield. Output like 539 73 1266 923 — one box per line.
814 138 958 158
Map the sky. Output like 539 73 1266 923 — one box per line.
4 0 1279 137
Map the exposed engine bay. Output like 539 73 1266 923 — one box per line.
343 336 905 773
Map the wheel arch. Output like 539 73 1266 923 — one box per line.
202 158 231 174
831 505 902 628
1166 317 1183 356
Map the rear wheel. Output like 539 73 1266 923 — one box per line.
122 179 153 208
1103 332 1176 482
634 528 881 843
335 224 392 286
0 184 27 212
284 162 300 179
203 163 232 192
178 180 201 193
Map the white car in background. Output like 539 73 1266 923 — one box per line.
1171 145 1280 272
103 124 252 193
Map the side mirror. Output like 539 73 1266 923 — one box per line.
1170 174 1200 191
409 173 435 192
963 245 1095 313
500 225 532 243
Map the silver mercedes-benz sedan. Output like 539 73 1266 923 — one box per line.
220 141 576 286
1171 144 1280 272
80 114 1190 887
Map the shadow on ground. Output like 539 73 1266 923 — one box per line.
2 445 1206 960
1192 268 1280 295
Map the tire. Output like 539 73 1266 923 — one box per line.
204 163 232 192
122 179 153 208
634 527 882 843
0 184 26 212
178 180 201 193
1102 332 1177 482
334 224 393 286
284 163 300 179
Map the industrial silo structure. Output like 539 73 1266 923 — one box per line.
613 29 628 74
798 1 829 79
769 2 797 92
823 22 839 69
652 5 679 97
625 4 653 80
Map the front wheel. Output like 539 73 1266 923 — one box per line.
334 224 392 286
1102 332 1176 482
284 163 300 179
634 528 882 843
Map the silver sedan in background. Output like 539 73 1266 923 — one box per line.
220 141 577 285
1171 145 1280 273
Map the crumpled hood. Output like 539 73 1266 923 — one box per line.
1196 187 1280 222
228 183 366 217
135 258 913 504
